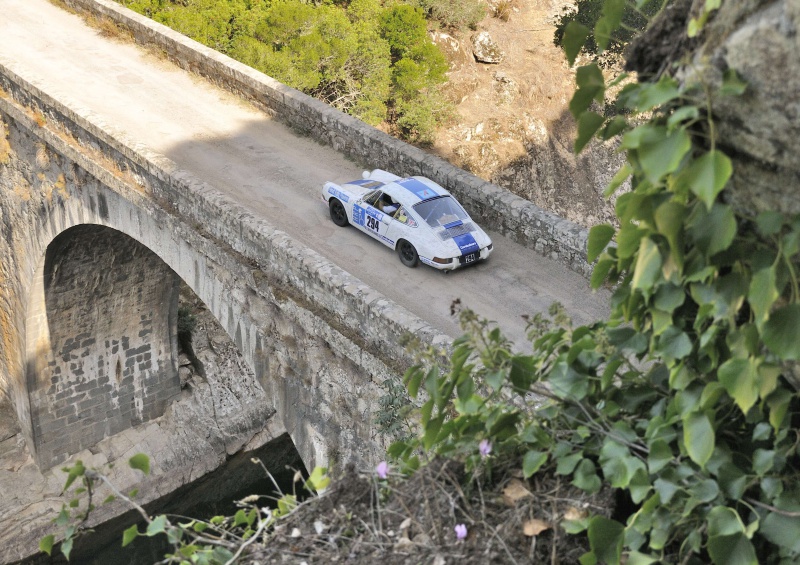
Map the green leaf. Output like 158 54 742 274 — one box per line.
753 449 775 476
631 237 662 293
683 411 715 468
689 203 737 257
63 461 86 492
717 357 760 414
761 510 800 555
637 77 681 112
588 224 615 263
61 537 73 560
626 552 659 565
749 267 778 328
720 68 747 96
686 151 733 209
707 533 758 565
563 22 590 66
146 515 167 537
39 535 55 556
604 163 632 198
767 387 792 430
755 210 784 236
556 451 583 475
548 359 589 401
763 304 800 360
576 111 605 153
707 506 745 537
655 201 686 268
587 517 624 564
234 509 248 527
129 454 150 476
601 116 628 140
647 439 673 474
523 450 548 478
572 459 602 493
122 524 139 547
667 105 699 129
637 126 692 184
654 284 685 313
405 366 425 398
591 258 615 289
306 466 330 492
658 327 692 361
570 64 605 118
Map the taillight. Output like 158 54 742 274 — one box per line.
432 257 453 264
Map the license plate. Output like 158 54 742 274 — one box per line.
460 252 479 265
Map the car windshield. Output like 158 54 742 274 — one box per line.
412 196 468 228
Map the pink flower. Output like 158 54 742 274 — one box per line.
455 523 467 540
376 461 389 479
479 439 492 458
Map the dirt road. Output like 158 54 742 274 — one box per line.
0 0 609 349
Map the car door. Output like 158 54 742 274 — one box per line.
351 190 393 246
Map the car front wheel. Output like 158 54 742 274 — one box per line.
329 199 349 227
398 240 419 268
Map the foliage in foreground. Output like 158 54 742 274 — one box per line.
42 454 330 563
117 0 452 143
389 2 800 563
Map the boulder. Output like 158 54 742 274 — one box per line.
471 31 504 64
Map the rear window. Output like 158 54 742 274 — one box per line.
413 196 468 228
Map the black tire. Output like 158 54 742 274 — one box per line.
329 199 349 227
398 240 419 268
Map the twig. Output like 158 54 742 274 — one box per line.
746 497 800 518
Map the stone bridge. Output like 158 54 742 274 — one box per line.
0 0 603 559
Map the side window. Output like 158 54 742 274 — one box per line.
393 206 417 227
363 190 382 207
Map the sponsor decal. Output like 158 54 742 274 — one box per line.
420 256 435 266
453 232 480 255
352 206 365 226
327 186 350 203
397 178 441 201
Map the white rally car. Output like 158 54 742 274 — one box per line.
322 169 493 271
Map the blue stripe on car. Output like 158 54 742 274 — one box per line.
397 178 441 201
453 232 480 255
443 220 463 229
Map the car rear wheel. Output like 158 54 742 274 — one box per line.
398 240 419 268
329 199 349 227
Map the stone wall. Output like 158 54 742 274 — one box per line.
27 225 181 469
61 0 593 277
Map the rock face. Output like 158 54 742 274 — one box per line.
627 0 800 217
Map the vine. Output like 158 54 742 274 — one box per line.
389 1 800 563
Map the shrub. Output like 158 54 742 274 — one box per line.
417 0 486 30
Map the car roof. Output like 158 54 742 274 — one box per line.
343 176 451 208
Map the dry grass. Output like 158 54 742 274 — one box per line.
493 0 519 22
242 458 614 564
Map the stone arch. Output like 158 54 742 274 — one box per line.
24 223 181 469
